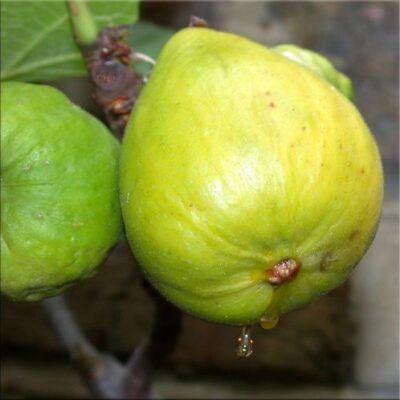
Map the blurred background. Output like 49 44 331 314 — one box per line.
1 1 399 399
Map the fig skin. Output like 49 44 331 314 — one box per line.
1 82 122 301
272 44 355 102
120 28 383 325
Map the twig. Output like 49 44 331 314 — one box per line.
42 290 182 399
42 295 95 355
124 283 182 399
81 25 144 136
42 295 127 399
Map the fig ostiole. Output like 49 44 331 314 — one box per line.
1 82 122 301
120 28 383 330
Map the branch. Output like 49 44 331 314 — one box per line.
42 287 175 397
80 25 144 136
42 295 127 399
42 295 95 355
123 283 182 398
42 290 183 399
68 1 143 137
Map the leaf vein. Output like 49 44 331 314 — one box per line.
1 53 83 81
6 13 69 71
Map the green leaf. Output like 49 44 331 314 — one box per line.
129 21 175 75
129 21 174 59
1 0 139 82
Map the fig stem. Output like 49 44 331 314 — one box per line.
77 25 144 136
68 0 98 46
188 15 209 28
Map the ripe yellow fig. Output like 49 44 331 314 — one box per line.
1 82 122 301
120 28 383 326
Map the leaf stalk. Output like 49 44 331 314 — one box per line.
68 0 98 46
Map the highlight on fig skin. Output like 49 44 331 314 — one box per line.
267 258 301 286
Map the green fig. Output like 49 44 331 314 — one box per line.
1 82 122 301
272 44 355 102
120 28 383 326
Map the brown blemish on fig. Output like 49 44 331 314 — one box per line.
265 91 271 95
360 168 365 174
269 102 276 108
349 230 360 241
302 126 306 131
267 258 300 285
320 162 324 167
319 252 337 272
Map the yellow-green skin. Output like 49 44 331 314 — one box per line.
272 44 355 102
120 28 383 325
1 82 122 301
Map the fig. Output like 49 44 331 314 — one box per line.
1 82 122 301
120 28 383 326
272 44 355 102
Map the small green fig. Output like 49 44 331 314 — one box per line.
120 28 383 326
272 44 355 102
1 82 122 301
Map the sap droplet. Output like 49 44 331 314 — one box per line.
44 160 51 166
259 314 279 330
36 212 44 219
125 192 131 204
236 326 254 358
